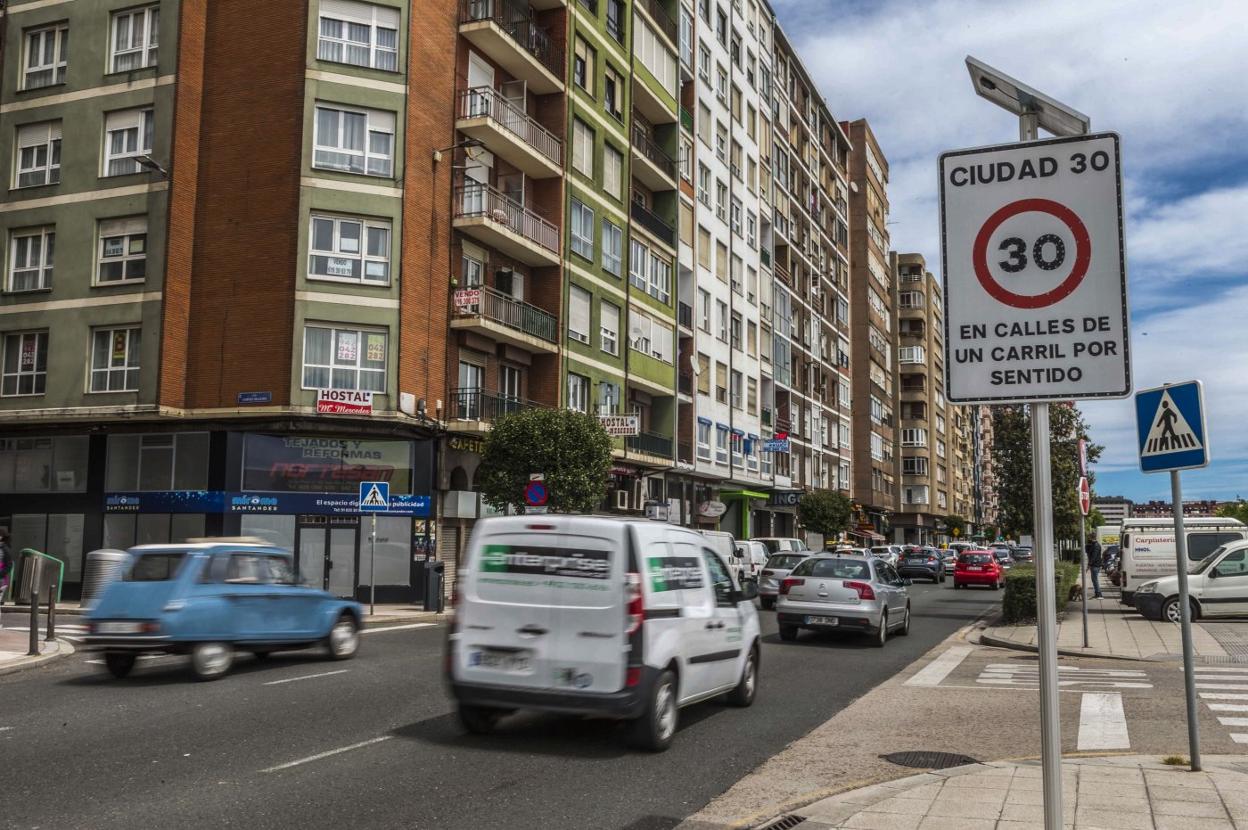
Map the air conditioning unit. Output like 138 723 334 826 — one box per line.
615 489 631 510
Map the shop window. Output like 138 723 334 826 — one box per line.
105 432 209 491
0 435 88 492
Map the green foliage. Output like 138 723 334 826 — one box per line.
1002 561 1081 624
476 408 612 515
991 405 1104 542
798 490 854 539
1085 507 1105 535
1217 501 1248 525
943 515 968 538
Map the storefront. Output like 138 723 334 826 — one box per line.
1 422 436 602
754 490 801 539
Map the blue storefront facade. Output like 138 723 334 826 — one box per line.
1 421 436 603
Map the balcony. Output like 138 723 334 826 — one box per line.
760 248 771 268
631 120 676 190
631 50 677 125
456 87 562 179
459 0 564 95
627 430 674 461
678 372 692 396
677 301 692 330
451 285 559 353
448 387 544 432
453 182 560 266
680 106 693 133
630 199 676 248
635 0 678 47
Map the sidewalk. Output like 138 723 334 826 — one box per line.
979 593 1231 662
0 626 73 677
744 755 1248 830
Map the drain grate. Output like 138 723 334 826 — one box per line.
881 750 980 769
755 815 807 830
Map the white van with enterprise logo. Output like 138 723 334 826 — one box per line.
447 515 762 751
1119 517 1247 605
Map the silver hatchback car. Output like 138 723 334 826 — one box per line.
776 554 911 647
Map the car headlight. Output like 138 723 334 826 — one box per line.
1137 582 1158 594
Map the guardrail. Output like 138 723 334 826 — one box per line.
627 431 673 457
632 121 676 180
451 387 543 422
631 200 676 247
456 285 558 343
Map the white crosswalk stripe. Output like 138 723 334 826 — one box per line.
977 663 1152 690
1195 668 1248 746
1207 703 1248 712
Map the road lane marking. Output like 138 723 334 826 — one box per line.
1077 692 1130 750
262 669 349 686
905 646 973 687
1193 668 1248 673
1217 717 1248 727
261 736 392 772
1231 734 1248 744
1199 692 1248 700
977 664 1151 690
362 623 437 634
84 655 172 665
1207 704 1248 712
1195 683 1248 690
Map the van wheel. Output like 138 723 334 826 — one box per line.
873 612 888 648
726 647 758 707
104 652 136 679
458 704 504 735
628 669 678 752
189 642 234 681
779 625 798 642
1163 597 1199 624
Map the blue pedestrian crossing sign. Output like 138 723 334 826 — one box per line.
1135 381 1209 473
359 481 390 512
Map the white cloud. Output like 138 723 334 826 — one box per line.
1128 184 1248 284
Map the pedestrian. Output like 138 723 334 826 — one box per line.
1086 537 1104 599
0 530 11 627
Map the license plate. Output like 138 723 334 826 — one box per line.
805 615 838 626
97 621 143 634
469 649 532 673
969 566 983 571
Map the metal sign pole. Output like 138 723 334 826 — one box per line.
370 513 377 617
1171 469 1202 771
1079 512 1089 648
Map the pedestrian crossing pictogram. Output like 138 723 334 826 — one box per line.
358 481 389 511
1141 390 1202 457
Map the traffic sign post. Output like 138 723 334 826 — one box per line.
524 475 549 514
1136 381 1209 771
359 482 391 616
1078 467 1090 649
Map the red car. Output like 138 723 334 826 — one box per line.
953 551 1004 590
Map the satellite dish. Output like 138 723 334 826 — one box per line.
688 353 701 374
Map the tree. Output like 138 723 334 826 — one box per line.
1217 501 1248 524
943 515 968 538
1084 507 1105 536
799 490 853 540
476 408 612 514
990 404 1104 542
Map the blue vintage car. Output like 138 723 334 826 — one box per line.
83 540 363 681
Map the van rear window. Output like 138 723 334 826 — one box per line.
125 553 187 582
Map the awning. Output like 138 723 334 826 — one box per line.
720 489 769 500
849 529 886 542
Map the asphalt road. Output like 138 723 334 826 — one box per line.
0 580 999 830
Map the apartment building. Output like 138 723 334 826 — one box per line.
845 119 896 542
1094 496 1132 526
974 404 1000 533
0 0 448 602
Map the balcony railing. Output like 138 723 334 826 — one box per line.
761 407 773 426
632 121 676 180
677 301 692 329
680 106 693 132
459 87 562 167
451 387 542 422
636 0 678 44
678 372 692 395
459 0 563 80
455 181 559 254
631 199 676 247
455 285 558 343
627 430 673 457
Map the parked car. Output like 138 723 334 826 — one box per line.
83 540 363 681
776 553 911 647
1134 541 1248 623
753 537 808 555
871 546 901 566
759 552 809 611
734 540 770 583
992 548 1015 571
1012 546 1034 563
449 515 761 752
954 551 1005 590
898 548 946 583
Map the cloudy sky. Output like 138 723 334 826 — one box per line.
770 0 1248 503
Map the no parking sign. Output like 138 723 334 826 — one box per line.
940 133 1130 403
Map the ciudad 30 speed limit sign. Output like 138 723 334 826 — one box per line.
939 132 1130 404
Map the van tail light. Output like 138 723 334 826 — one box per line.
626 666 643 687
779 577 804 595
844 581 876 601
761 569 775 576
625 572 644 635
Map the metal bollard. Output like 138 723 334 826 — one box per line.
27 562 40 657
45 575 57 643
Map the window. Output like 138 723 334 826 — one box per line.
715 8 727 45
90 327 141 392
715 424 729 463
696 353 710 395
97 217 147 284
567 373 589 412
697 102 712 147
717 300 728 341
902 457 929 476
746 212 756 248
902 428 928 447
871 433 884 462
730 311 742 350
22 23 68 90
898 291 923 309
317 0 399 71
715 361 728 404
634 19 675 91
747 320 757 356
697 43 710 82
839 422 851 448
716 180 727 220
900 346 926 364
731 370 743 409
628 239 670 304
570 198 594 259
648 251 671 304
110 5 159 72
572 118 594 177
604 65 624 120
730 197 742 236
715 121 727 161
631 313 673 362
568 284 591 344
313 104 394 177
308 214 390 284
2 331 48 396
301 325 387 391
731 85 742 123
716 64 728 100
747 377 757 414
598 380 619 414
600 301 619 355
696 420 711 459
573 36 597 93
603 144 622 198
936 439 947 459
103 108 154 177
606 0 624 42
698 289 711 332
15 122 61 189
697 163 711 206
8 227 54 292
602 219 622 275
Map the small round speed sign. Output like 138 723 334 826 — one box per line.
972 198 1092 310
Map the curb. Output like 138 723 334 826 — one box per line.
362 615 446 629
0 638 76 678
976 629 1154 662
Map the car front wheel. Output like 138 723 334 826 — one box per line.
104 652 136 679
189 642 234 681
326 614 360 660
726 647 757 707
1163 597 1198 624
898 605 911 636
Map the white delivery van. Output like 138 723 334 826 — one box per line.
735 540 769 581
753 537 807 554
448 516 762 751
1119 517 1247 605
700 529 744 579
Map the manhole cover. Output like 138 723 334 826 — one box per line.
755 815 806 830
881 751 980 769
